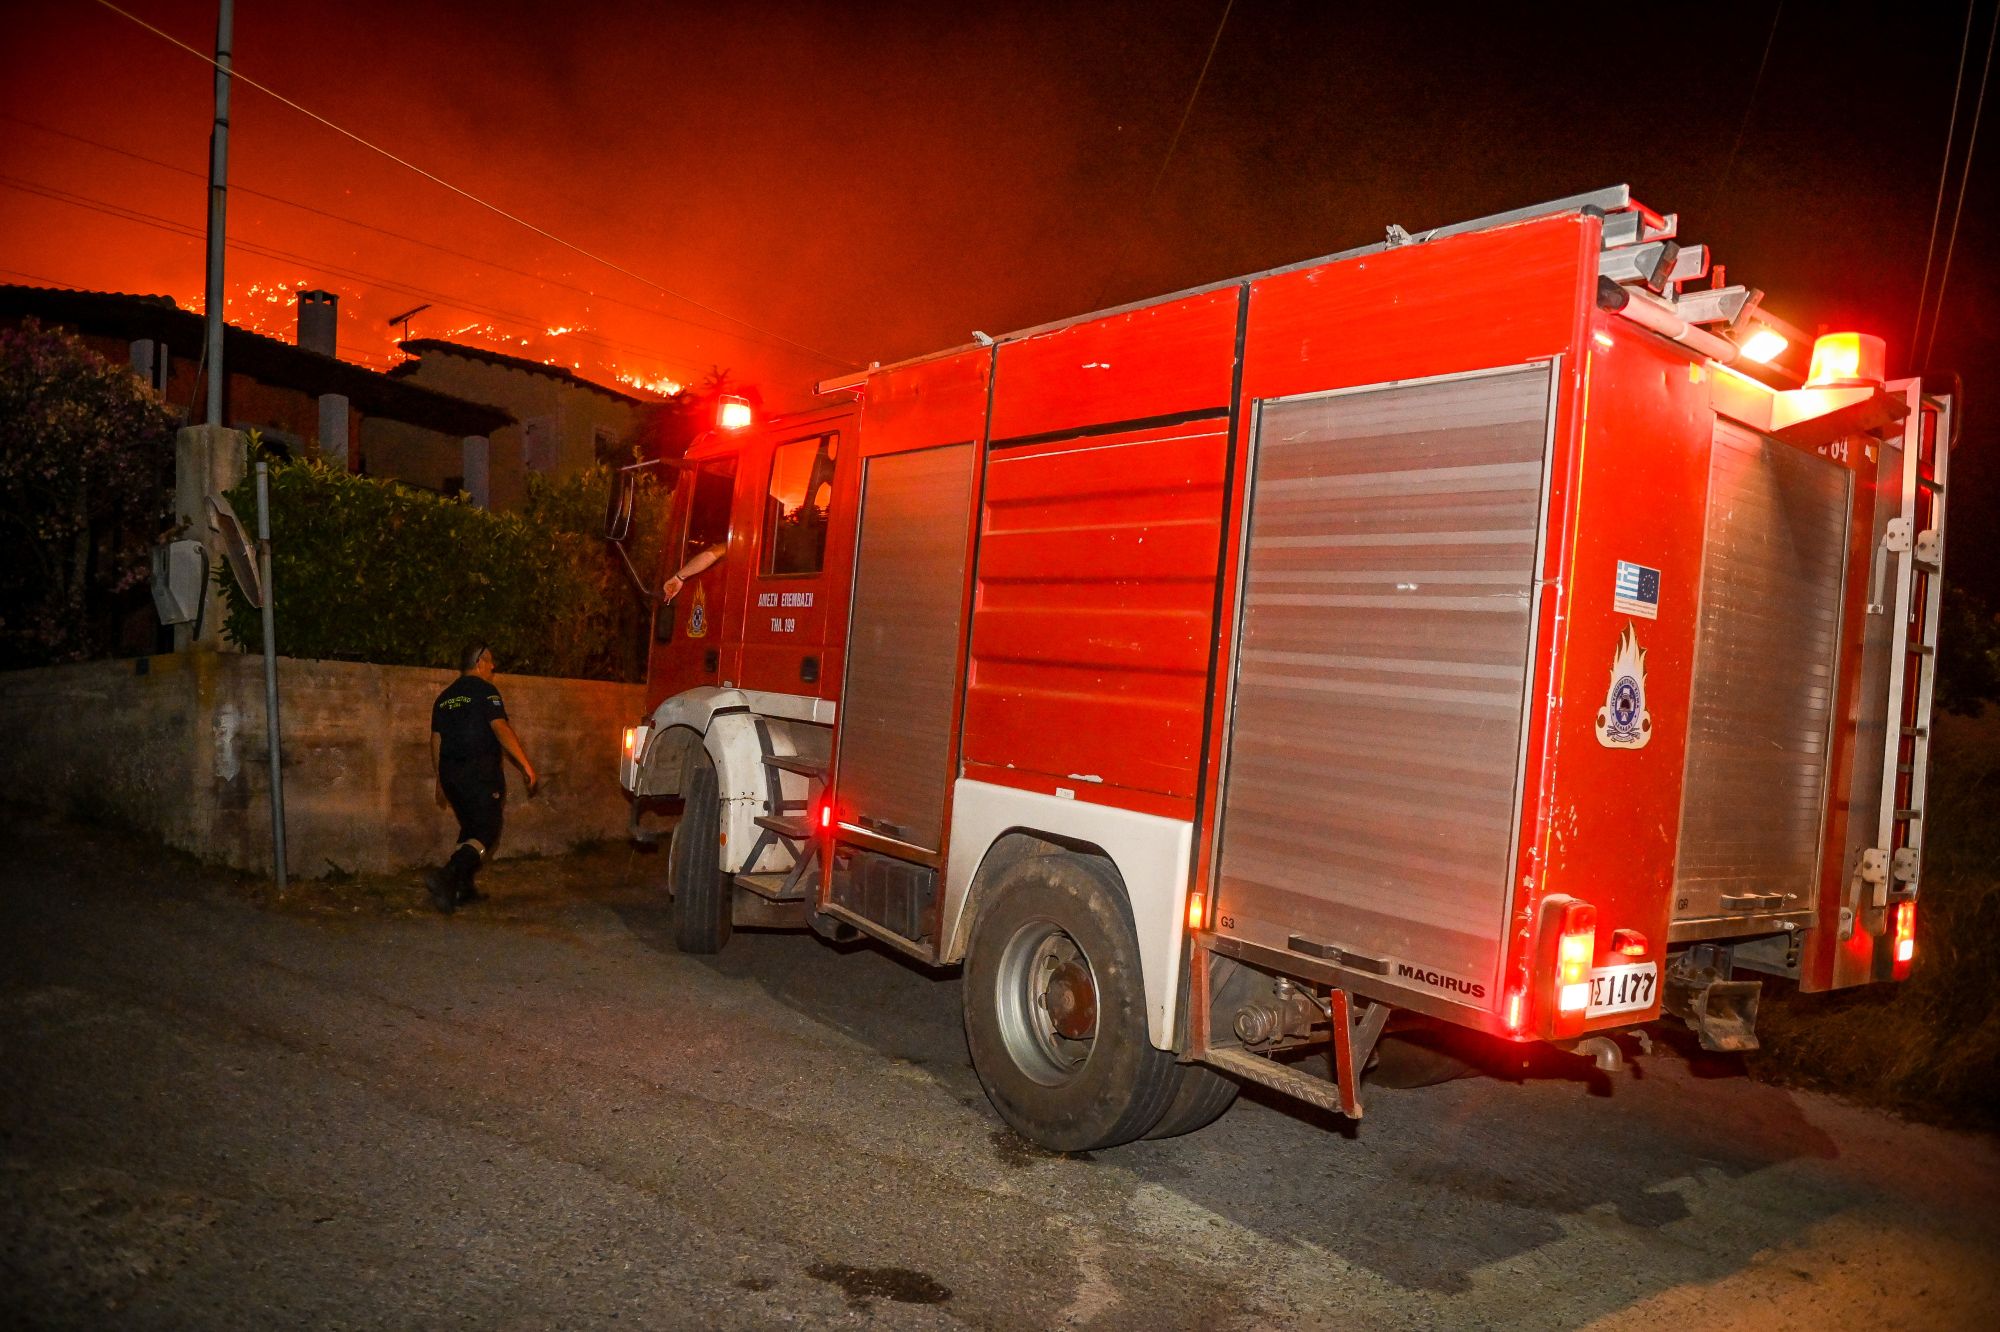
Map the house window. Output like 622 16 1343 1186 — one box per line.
522 415 559 473
762 433 838 577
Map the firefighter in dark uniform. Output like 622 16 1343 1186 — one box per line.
427 644 537 914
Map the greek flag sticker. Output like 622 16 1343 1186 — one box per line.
1614 560 1660 620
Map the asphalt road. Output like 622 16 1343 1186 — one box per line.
4 812 1997 1331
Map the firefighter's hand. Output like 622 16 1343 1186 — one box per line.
661 574 683 602
434 781 448 810
525 768 541 799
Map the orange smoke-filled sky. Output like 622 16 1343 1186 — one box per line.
1 2 1993 459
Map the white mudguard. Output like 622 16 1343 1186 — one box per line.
942 779 1194 1050
633 687 830 876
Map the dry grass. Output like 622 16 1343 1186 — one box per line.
1750 710 2000 1130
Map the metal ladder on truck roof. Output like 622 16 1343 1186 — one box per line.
1855 388 1952 937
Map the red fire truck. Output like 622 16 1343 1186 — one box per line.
611 186 1953 1151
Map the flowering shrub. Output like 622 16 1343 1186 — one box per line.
0 320 180 668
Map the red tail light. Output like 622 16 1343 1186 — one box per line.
1534 896 1597 1039
818 798 832 831
1892 899 1916 974
1556 904 1597 1013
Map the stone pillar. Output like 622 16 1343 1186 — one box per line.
462 435 490 508
173 424 248 651
317 393 350 469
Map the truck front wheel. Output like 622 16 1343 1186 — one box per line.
667 746 731 954
963 853 1179 1152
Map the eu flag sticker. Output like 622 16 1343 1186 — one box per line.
1614 560 1660 620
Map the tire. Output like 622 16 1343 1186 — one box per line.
1145 1064 1240 1140
1366 1027 1477 1089
963 853 1180 1153
668 746 731 954
1145 957 1252 1140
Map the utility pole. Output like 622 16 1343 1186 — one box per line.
202 0 233 426
255 460 288 891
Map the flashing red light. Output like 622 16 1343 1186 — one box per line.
1556 901 1597 1014
1505 989 1526 1034
1186 892 1206 932
1892 899 1917 971
1610 928 1648 958
818 800 832 831
1805 332 1885 388
716 394 754 431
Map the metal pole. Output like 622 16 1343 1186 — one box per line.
255 461 288 889
202 0 234 427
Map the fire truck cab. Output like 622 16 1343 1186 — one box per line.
614 186 1953 1152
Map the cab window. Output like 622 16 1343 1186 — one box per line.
656 457 736 644
762 432 838 576
685 456 736 560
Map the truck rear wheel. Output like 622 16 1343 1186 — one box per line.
1144 1064 1240 1140
1145 957 1251 1139
1367 1022 1476 1088
668 746 731 954
963 853 1179 1152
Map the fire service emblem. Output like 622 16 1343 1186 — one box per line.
686 582 708 639
1594 624 1652 749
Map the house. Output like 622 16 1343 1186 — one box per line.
375 339 650 511
0 285 513 498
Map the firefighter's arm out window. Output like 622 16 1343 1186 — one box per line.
763 432 838 576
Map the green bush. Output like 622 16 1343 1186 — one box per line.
217 462 664 680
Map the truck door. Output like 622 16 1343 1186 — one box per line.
1673 422 1851 936
653 450 739 691
739 428 840 697
1212 363 1558 1014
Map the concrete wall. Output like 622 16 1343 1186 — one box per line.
0 652 645 877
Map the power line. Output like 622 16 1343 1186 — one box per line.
2 113 812 357
1919 1 1999 369
89 0 854 369
1140 0 1235 219
1910 1 1978 360
1089 0 1235 309
1708 0 1785 214
0 174 713 381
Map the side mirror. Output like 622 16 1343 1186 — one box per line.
605 468 637 542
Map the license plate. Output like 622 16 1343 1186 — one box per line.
1586 962 1658 1018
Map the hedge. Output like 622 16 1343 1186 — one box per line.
217 461 664 680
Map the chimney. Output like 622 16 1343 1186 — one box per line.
297 289 337 357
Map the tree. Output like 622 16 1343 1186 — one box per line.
0 319 179 668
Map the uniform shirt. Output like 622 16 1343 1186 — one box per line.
432 675 507 782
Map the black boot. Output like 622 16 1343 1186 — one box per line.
425 865 457 916
448 844 485 905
